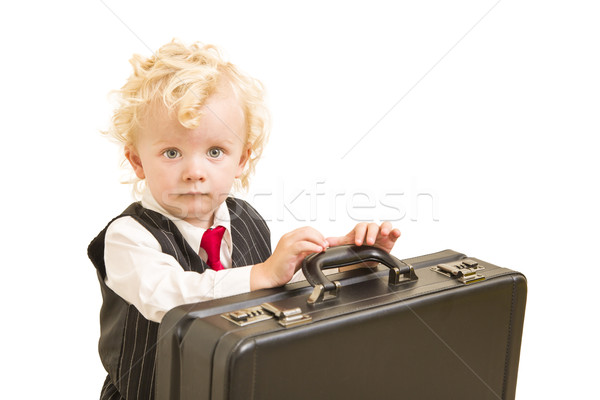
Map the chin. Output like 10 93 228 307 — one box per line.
182 201 216 218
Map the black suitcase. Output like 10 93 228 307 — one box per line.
156 246 526 400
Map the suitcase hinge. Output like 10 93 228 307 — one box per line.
307 280 341 304
430 259 485 284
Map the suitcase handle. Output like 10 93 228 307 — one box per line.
302 245 417 304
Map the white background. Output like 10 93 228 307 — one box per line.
1 1 598 398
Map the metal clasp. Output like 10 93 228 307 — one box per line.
221 305 274 326
431 259 485 284
222 303 312 328
261 303 312 327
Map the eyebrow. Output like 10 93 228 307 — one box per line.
202 130 239 147
151 135 238 148
151 138 177 147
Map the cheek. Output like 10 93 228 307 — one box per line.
213 161 239 184
231 158 245 177
232 149 248 170
147 162 178 185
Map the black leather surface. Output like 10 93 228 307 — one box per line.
156 250 526 400
225 274 526 400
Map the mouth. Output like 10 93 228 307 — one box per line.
181 192 209 196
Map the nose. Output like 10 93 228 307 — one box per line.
183 156 207 182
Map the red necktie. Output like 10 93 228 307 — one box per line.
200 225 226 271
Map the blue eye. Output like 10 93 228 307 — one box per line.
163 149 181 159
208 148 223 158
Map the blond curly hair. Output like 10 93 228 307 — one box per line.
103 39 269 194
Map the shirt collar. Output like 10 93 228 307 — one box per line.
140 188 233 254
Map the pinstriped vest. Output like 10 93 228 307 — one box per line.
88 198 271 399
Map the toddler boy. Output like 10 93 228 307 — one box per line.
89 39 400 400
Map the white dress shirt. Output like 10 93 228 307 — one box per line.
104 189 257 323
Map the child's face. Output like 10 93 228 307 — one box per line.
126 85 250 228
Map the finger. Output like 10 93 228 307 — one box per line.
294 240 326 255
377 229 401 252
353 222 368 246
325 236 346 247
365 222 380 245
380 221 393 236
291 226 328 248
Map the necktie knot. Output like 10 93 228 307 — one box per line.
200 225 226 271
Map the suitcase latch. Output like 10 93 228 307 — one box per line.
261 303 313 328
221 305 274 326
431 259 485 284
221 304 312 328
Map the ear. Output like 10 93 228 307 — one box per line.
235 146 252 178
125 145 146 179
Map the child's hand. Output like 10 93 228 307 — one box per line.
326 222 400 254
251 227 329 290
